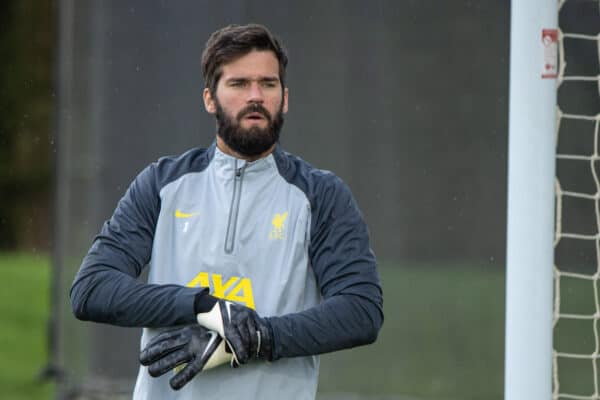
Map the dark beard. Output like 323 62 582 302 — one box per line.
215 100 284 157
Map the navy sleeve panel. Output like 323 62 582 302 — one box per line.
268 293 382 359
70 146 214 327
271 147 384 359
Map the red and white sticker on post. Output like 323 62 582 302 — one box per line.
542 29 558 79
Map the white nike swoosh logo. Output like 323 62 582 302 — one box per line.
201 331 219 359
256 331 262 357
224 301 233 323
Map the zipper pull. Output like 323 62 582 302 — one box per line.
235 163 246 178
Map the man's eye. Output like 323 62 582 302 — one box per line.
230 81 246 87
261 80 279 88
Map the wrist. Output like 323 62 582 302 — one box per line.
193 290 217 314
260 317 275 361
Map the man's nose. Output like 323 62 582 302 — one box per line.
247 82 264 103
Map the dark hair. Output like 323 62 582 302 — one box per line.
201 24 288 95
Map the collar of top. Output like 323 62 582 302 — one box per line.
212 142 279 178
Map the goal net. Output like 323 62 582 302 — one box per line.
553 0 600 398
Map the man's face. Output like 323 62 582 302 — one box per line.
203 50 289 157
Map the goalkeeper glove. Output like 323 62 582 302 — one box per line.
139 325 231 390
195 296 273 367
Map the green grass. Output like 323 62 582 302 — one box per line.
0 253 53 399
3 253 507 399
4 254 591 399
318 262 506 400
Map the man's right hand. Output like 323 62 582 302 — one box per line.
139 325 231 390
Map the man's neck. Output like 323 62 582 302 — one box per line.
215 135 275 162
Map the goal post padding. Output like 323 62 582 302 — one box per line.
505 0 557 399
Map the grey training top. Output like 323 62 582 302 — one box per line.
70 142 383 400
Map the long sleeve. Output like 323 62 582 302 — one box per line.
69 163 203 327
267 175 384 359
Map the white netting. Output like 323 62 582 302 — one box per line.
553 0 600 399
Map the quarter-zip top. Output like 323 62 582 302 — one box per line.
225 160 246 254
72 142 383 400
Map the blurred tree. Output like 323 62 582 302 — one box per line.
0 0 54 251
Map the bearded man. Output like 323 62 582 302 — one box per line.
70 23 383 400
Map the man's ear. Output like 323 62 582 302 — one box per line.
283 87 289 114
203 88 216 114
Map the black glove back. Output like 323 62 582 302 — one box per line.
139 325 227 390
196 299 273 367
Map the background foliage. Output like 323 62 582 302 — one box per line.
0 0 54 251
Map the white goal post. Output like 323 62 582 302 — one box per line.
505 0 557 399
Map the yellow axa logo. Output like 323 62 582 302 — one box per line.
186 272 255 310
269 212 288 240
174 209 199 219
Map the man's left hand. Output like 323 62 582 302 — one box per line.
195 298 273 367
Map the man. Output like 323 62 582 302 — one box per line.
70 23 383 400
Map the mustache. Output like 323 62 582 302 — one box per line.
237 103 272 122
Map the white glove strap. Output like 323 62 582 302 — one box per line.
204 340 231 370
196 304 225 337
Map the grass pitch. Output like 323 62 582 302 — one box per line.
0 253 53 399
318 262 505 400
0 254 522 399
